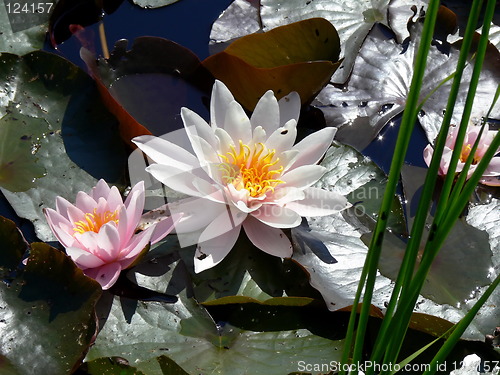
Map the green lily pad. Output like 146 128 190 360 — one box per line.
78 357 147 375
0 1 54 54
88 287 343 375
0 113 47 192
203 18 341 110
0 239 102 375
0 51 126 241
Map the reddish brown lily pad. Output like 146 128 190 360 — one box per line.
203 17 341 111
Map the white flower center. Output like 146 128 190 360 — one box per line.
218 140 284 197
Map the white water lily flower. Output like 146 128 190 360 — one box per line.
133 80 349 273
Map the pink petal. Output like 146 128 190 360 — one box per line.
66 205 86 226
423 144 433 168
54 196 75 220
91 179 111 201
250 90 279 135
86 262 122 290
106 186 124 212
223 100 252 144
194 224 242 273
278 91 301 127
285 187 350 216
289 127 336 169
210 80 235 129
66 246 106 269
43 208 77 248
96 224 122 262
243 216 293 258
119 226 155 262
149 213 182 245
75 191 98 215
124 183 145 235
251 205 301 228
483 157 500 176
280 165 326 189
133 135 200 172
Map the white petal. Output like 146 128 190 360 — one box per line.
269 186 305 204
250 90 279 135
278 91 301 126
211 80 235 129
198 205 247 243
289 127 336 169
214 127 236 155
251 205 301 228
66 246 106 269
167 196 227 233
266 119 297 153
224 100 252 143
252 125 267 145
280 165 326 189
243 216 293 258
133 135 200 172
182 107 218 149
285 187 350 216
146 164 206 197
194 224 242 273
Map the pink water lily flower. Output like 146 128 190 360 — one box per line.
423 123 500 186
44 179 179 289
133 80 349 273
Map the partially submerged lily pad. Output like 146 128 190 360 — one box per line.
203 18 341 111
0 51 126 241
0 227 101 375
315 23 500 150
0 114 46 192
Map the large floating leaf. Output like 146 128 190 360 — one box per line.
0 238 101 375
315 23 500 150
0 1 54 54
0 51 126 241
209 0 261 46
258 0 388 83
0 114 47 192
203 18 341 111
87 259 343 375
81 37 213 144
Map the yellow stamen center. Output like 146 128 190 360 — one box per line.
218 140 284 197
73 208 119 234
460 144 480 164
